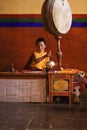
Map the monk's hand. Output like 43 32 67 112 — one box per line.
48 50 51 57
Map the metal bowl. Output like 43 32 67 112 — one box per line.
46 61 56 69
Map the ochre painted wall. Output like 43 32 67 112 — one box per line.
0 0 87 14
69 0 87 14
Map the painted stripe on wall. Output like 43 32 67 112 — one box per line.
0 22 43 27
0 14 87 27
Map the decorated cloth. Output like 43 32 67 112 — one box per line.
74 71 87 90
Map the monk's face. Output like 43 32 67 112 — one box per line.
36 41 46 53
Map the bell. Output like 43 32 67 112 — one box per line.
46 61 56 69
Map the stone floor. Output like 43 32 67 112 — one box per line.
0 90 87 130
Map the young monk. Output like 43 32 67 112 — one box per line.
23 37 51 70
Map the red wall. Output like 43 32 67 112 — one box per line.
0 27 87 72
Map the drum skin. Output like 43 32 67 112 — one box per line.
41 0 72 37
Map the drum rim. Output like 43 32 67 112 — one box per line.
41 0 59 37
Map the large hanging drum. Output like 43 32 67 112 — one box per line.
41 0 72 37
